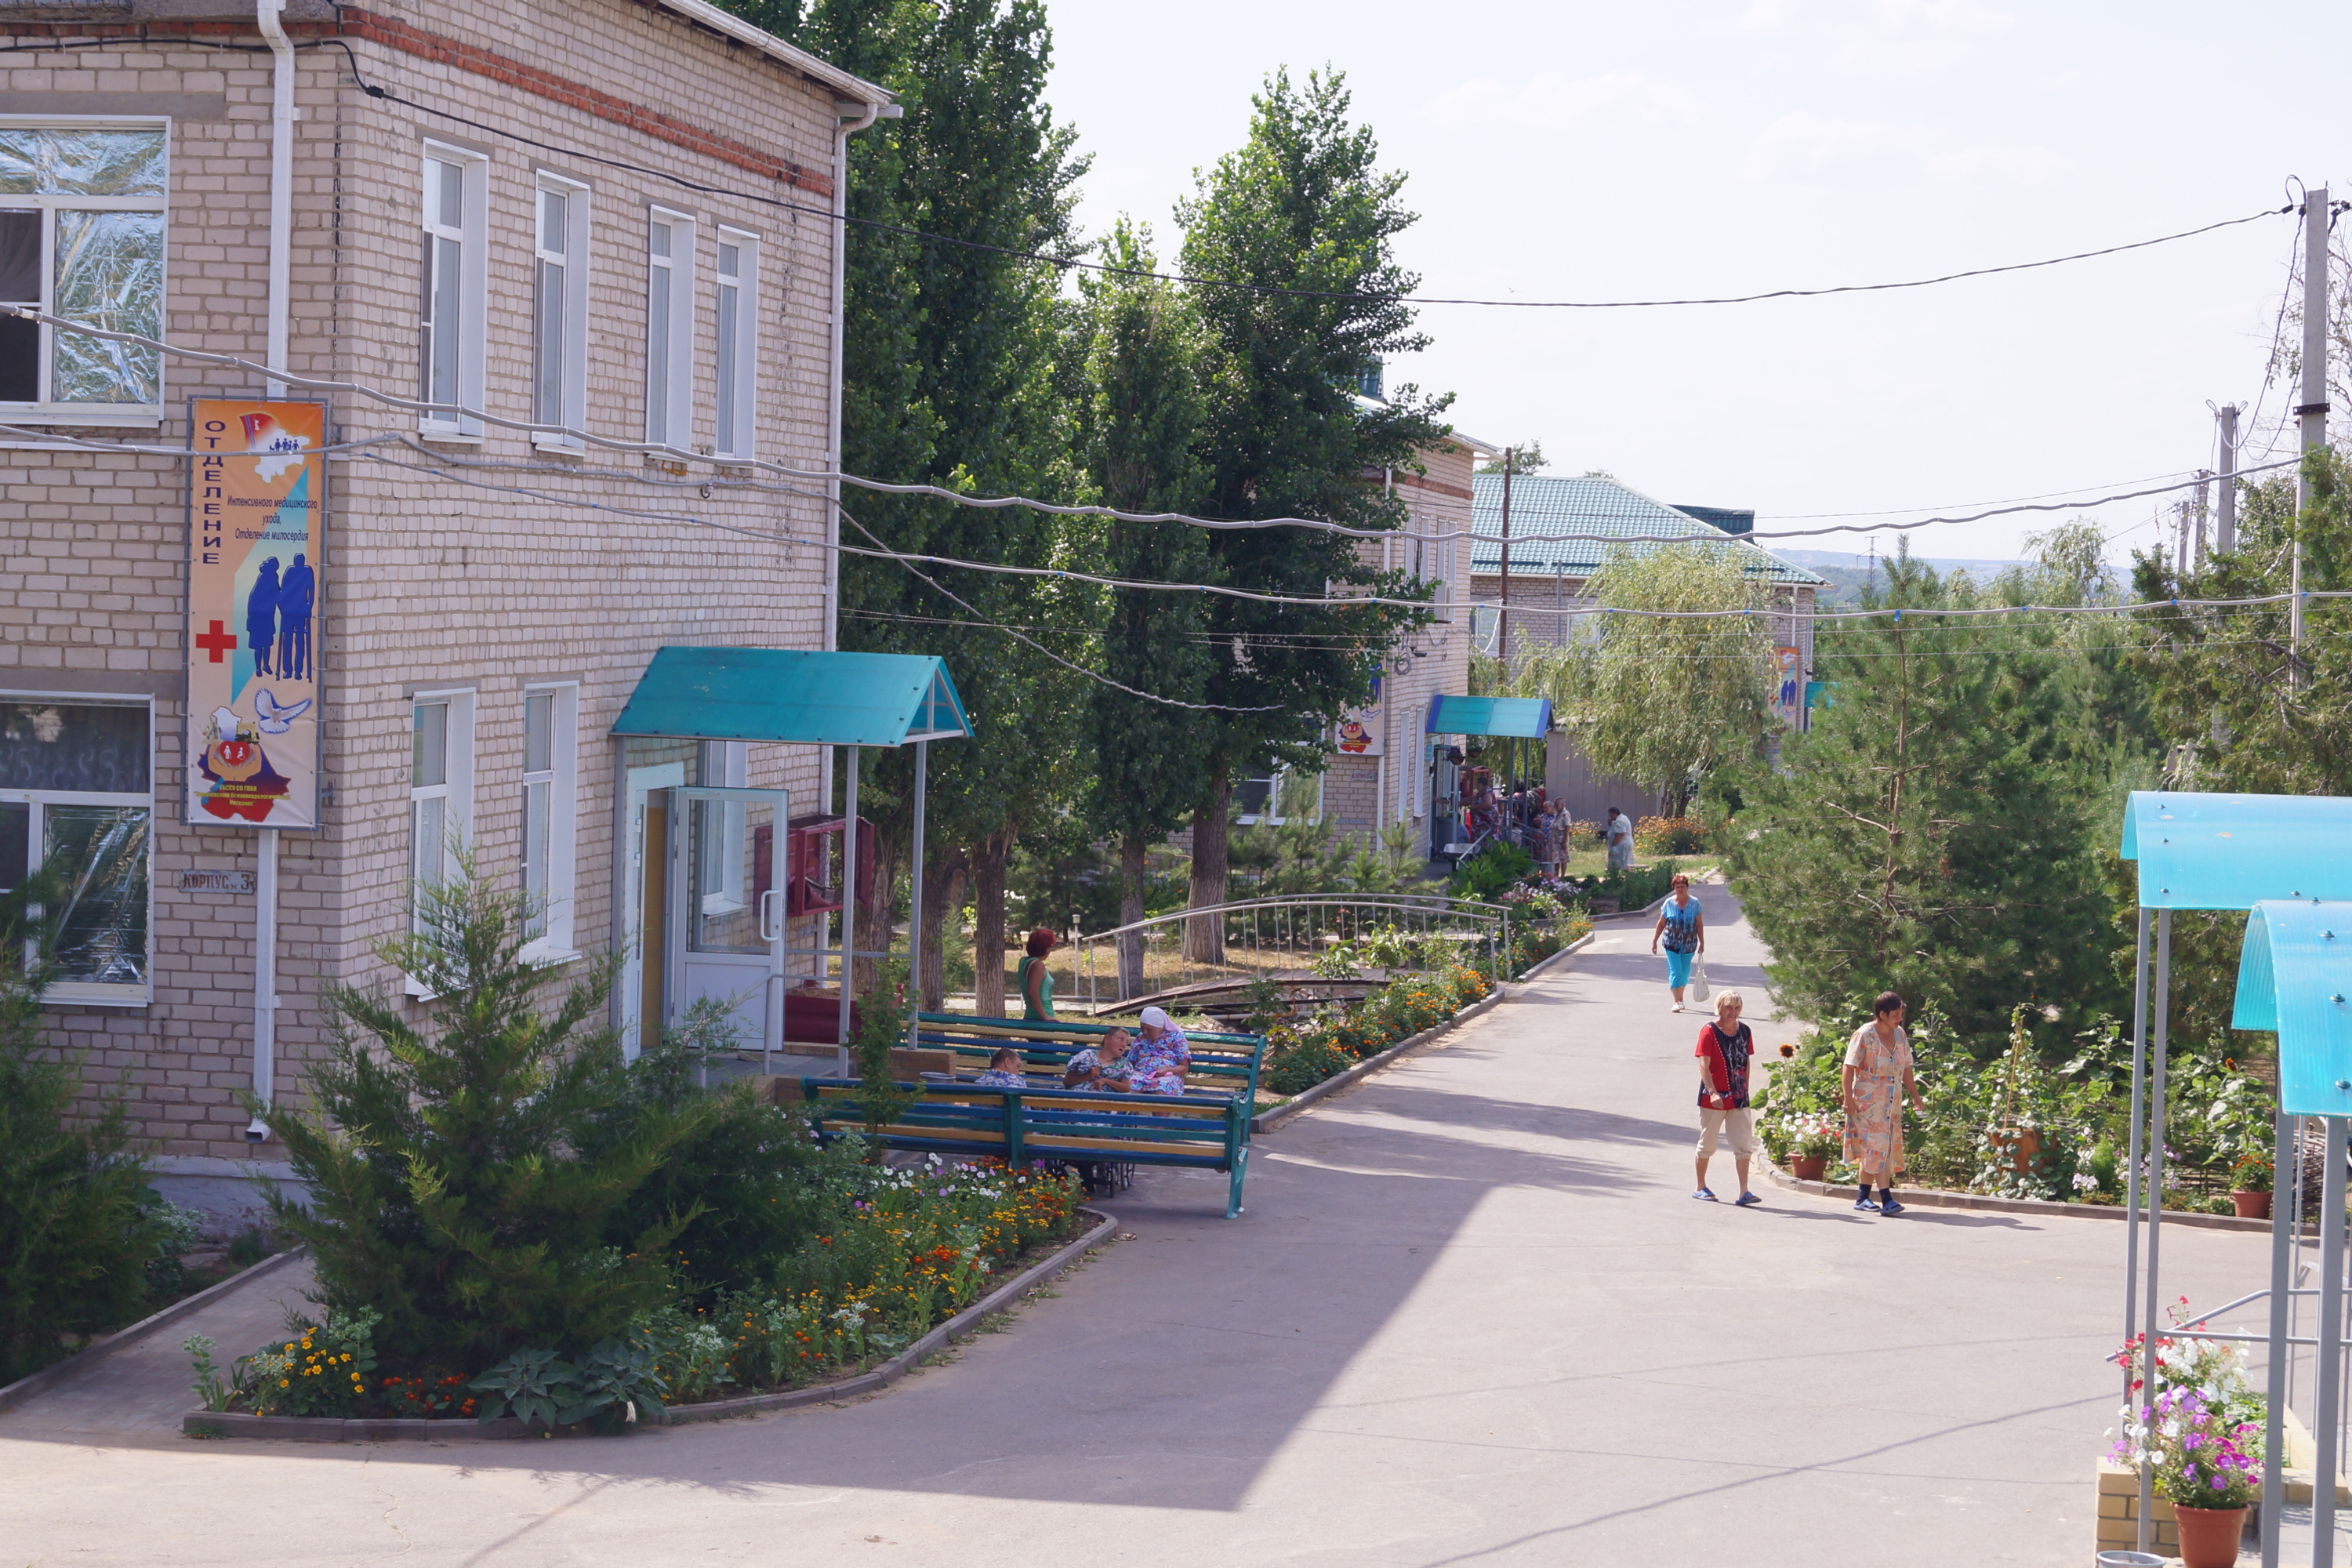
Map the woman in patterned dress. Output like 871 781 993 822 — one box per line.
1842 991 1926 1215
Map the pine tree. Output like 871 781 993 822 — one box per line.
263 869 702 1371
1725 546 2125 1054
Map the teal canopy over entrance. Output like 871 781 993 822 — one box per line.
611 647 970 746
2117 789 2352 909
2233 899 2352 1116
1425 695 1553 739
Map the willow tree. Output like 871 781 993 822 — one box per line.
1511 543 1776 815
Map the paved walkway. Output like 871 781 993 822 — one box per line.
0 884 2273 1565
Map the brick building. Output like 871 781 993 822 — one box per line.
1467 472 1826 820
0 0 889 1206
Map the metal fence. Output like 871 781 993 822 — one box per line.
1069 895 1516 1019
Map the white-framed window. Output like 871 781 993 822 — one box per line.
408 690 476 927
712 228 757 459
2 696 152 1006
418 144 487 440
519 684 579 957
695 740 749 916
0 119 167 425
644 208 695 449
1236 768 1321 826
531 172 590 449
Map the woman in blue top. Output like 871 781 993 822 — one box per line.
1649 873 1704 1013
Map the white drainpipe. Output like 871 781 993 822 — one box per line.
246 0 293 1141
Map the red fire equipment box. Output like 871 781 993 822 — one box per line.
775 813 874 916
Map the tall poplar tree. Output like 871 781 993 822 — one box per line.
1173 67 1447 956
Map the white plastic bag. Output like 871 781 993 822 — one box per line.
1688 953 1711 1003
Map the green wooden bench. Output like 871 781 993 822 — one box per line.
908 1012 1267 1108
800 1077 1256 1219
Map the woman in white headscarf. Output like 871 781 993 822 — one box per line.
1128 1005 1191 1095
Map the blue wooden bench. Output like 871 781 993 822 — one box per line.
799 1078 1256 1218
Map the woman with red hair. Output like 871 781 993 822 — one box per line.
1019 927 1058 1021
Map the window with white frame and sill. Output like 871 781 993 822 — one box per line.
1 699 151 1005
644 208 695 450
518 684 579 958
409 692 475 933
712 229 757 459
1235 768 1321 826
417 146 487 439
0 122 167 424
531 173 589 449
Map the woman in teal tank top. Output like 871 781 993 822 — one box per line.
1019 927 1058 1020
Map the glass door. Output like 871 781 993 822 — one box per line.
665 786 789 1071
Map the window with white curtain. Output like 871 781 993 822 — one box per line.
0 121 167 423
532 172 589 448
644 209 695 449
418 145 487 439
712 228 757 459
520 684 578 956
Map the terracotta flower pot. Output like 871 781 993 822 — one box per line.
2171 1503 2249 1568
2232 1190 2273 1220
1990 1127 2041 1174
1790 1154 1828 1181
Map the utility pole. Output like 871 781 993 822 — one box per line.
2216 404 2238 554
2176 500 2190 578
1496 448 1514 670
2194 470 2211 572
2293 184 2330 688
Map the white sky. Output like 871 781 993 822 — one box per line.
1041 0 2350 564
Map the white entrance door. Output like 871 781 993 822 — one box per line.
619 760 687 1060
666 786 790 1069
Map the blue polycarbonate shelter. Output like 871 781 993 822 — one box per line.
2114 791 2352 1564
613 648 971 1062
1424 694 1553 739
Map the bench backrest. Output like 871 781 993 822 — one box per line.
912 1012 1266 1107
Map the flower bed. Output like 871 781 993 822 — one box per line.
1263 965 1495 1096
191 1154 1084 1427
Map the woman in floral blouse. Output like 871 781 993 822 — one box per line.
1843 991 1925 1215
1128 1006 1192 1095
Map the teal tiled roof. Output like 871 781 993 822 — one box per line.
1470 474 1826 586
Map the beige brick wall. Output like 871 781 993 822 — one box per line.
0 1 855 1157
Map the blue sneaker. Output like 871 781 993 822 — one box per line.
1692 1188 1718 1202
1853 1196 1880 1213
1878 1197 1905 1216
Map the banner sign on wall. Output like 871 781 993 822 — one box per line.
1335 673 1385 756
1773 646 1802 727
184 399 325 829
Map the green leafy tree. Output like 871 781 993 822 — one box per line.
263 866 702 1371
1074 220 1215 995
1724 546 2127 1054
1174 67 1449 953
1506 543 1776 815
0 860 166 1382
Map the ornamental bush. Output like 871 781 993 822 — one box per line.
262 863 707 1373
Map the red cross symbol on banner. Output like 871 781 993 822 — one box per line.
195 620 237 662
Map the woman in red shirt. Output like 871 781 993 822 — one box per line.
1693 992 1762 1206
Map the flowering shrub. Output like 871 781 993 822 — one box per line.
1266 966 1494 1095
1777 1113 1840 1160
2114 1299 2267 1433
2109 1386 2261 1510
2232 1149 2273 1193
234 1306 379 1418
1634 816 1708 855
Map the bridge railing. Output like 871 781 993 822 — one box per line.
1069 895 1515 1018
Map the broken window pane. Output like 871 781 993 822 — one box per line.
45 804 149 987
53 210 161 404
0 126 165 197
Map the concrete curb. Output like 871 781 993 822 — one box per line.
1758 1155 2273 1232
0 1247 306 1417
177 1209 1120 1441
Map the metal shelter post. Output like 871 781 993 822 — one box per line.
2125 906 2151 1398
905 739 927 1048
837 744 860 1075
2265 1102 2296 1568
2318 1115 2346 1566
2138 907 2172 1551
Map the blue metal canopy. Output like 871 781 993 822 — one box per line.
611 648 971 746
1425 695 1554 739
2118 789 2352 909
2233 900 2352 1115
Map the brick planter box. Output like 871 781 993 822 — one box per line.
2095 1459 2179 1557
